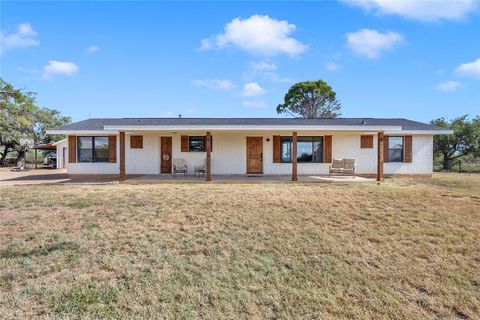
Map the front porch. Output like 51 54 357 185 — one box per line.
116 131 386 182
123 174 376 184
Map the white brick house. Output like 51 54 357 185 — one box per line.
47 118 452 181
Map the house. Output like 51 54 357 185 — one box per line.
47 118 452 181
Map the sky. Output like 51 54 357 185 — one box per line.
1 1 480 123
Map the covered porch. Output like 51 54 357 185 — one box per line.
116 130 386 182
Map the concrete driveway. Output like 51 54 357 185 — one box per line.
0 169 119 187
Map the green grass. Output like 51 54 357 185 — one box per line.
0 173 479 319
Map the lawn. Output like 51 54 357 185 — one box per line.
1 173 479 319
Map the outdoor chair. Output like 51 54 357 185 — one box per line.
194 158 207 177
329 159 356 178
173 159 187 177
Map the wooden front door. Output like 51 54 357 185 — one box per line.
160 137 172 173
246 137 263 174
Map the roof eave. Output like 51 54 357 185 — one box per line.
102 125 403 131
384 129 454 135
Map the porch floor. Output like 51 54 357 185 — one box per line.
123 174 376 184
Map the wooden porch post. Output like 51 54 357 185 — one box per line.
34 149 38 169
292 132 298 181
119 132 126 180
206 132 212 181
377 132 384 181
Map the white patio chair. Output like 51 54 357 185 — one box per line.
194 158 207 177
173 159 187 177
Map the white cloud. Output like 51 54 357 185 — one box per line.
435 81 459 92
192 79 235 90
249 61 277 71
86 45 100 53
342 0 477 21
17 67 40 74
42 60 79 79
242 60 293 83
242 100 267 108
200 15 307 57
455 58 480 79
325 62 340 71
346 29 403 59
241 82 266 97
0 23 39 53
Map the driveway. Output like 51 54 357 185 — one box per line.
0 169 119 187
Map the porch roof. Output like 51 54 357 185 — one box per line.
47 117 453 135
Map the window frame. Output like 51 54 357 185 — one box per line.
387 136 404 163
188 136 206 152
77 136 110 163
280 136 324 163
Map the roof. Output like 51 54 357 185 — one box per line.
48 117 451 134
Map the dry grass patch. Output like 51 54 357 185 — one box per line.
0 173 479 319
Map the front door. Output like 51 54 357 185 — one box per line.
160 137 172 174
246 137 263 174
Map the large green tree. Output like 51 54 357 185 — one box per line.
276 80 341 118
431 115 480 170
0 78 71 166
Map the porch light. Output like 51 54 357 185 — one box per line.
266 137 270 142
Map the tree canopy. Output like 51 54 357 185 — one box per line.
0 78 71 166
431 115 480 170
276 80 341 118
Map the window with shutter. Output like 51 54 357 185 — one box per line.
404 136 412 163
130 135 143 149
273 135 281 163
360 135 373 148
324 135 332 163
68 135 76 163
108 136 117 163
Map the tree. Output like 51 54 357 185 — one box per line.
431 115 480 170
276 80 341 118
0 78 71 166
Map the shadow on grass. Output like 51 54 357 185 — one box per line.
0 241 80 259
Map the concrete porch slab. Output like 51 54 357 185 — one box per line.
124 174 376 184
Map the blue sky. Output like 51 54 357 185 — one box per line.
1 1 479 123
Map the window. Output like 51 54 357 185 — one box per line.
388 136 404 162
189 136 205 152
280 136 323 163
77 136 109 163
130 135 143 149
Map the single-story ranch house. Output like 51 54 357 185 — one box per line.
47 118 452 181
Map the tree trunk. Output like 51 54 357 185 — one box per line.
0 145 11 166
16 149 27 168
442 153 450 171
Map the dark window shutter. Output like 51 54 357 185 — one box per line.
361 135 373 148
130 135 143 149
68 135 76 163
108 136 117 163
324 135 332 163
273 135 280 163
384 135 389 163
404 135 412 163
181 135 189 152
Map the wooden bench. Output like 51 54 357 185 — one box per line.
329 159 356 178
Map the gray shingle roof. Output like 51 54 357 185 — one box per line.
50 117 449 131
